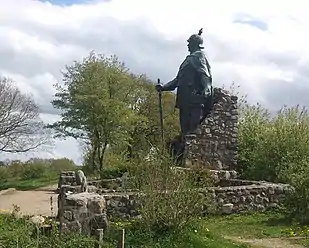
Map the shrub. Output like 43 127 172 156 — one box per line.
6 161 24 178
237 102 309 224
50 158 76 173
21 162 47 180
130 148 211 233
238 104 309 183
282 162 309 224
100 166 128 179
0 167 9 182
99 152 130 179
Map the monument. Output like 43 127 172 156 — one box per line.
156 28 213 137
156 28 217 165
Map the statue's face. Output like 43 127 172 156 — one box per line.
187 40 196 53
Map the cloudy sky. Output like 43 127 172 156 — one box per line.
0 0 308 164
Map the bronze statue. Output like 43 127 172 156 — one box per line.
156 28 213 137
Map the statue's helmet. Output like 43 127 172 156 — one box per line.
187 28 204 49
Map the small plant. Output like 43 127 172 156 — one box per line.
12 204 21 218
130 147 212 233
282 164 309 224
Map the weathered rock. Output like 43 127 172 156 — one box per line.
183 88 238 170
87 195 106 214
59 192 107 235
222 203 233 214
30 215 45 226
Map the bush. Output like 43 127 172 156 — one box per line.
21 163 48 180
282 162 309 224
238 104 309 183
100 166 128 179
6 161 24 178
130 148 211 233
237 102 309 224
0 167 9 182
50 158 76 173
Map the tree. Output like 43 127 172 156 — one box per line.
49 52 143 172
0 77 51 153
124 77 180 159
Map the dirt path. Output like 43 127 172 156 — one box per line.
0 185 58 216
225 236 306 248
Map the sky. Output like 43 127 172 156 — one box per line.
0 0 309 164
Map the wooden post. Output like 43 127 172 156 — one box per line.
40 224 52 236
50 196 54 217
117 229 125 248
95 229 104 248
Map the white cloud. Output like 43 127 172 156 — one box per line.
0 0 308 163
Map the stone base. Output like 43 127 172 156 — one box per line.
59 192 108 235
203 180 292 214
94 180 292 219
180 88 238 170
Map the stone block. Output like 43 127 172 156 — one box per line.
59 192 107 235
222 203 233 214
182 87 238 171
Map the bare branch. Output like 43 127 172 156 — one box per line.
0 77 53 153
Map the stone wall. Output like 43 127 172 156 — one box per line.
57 171 76 193
58 181 291 224
183 87 238 170
93 180 291 219
58 190 108 235
204 180 292 214
102 193 139 219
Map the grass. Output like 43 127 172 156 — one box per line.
0 214 100 248
206 212 289 238
0 213 249 248
2 210 309 247
0 176 58 191
104 221 249 248
206 211 309 247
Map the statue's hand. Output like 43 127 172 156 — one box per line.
155 84 163 92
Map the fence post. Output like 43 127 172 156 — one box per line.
117 229 125 248
95 229 104 248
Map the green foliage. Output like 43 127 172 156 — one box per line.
50 52 144 173
49 158 76 173
238 101 309 224
238 104 309 182
206 212 289 239
21 162 47 180
50 51 179 174
0 177 57 191
105 220 248 248
0 214 106 248
0 158 77 190
283 164 309 224
100 167 128 180
126 79 179 160
83 149 130 179
0 213 251 248
0 167 9 182
130 148 212 233
6 161 25 178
